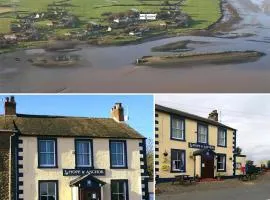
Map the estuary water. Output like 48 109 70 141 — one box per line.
0 0 270 92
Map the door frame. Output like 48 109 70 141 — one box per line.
201 151 214 178
79 187 102 200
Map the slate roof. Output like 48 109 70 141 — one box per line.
156 104 236 130
0 114 144 139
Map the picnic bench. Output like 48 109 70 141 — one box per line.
172 175 195 185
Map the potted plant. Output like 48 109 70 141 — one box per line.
163 151 168 157
216 173 222 181
195 174 200 182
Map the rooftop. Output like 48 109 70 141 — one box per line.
155 104 236 130
0 114 144 139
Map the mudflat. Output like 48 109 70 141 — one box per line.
138 51 265 67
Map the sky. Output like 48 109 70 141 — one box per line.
0 95 154 139
156 94 270 164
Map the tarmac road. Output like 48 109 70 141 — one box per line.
157 173 270 200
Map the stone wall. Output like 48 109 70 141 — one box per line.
0 133 11 200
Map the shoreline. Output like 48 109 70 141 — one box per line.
0 0 244 53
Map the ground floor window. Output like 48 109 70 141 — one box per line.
39 180 58 200
171 149 185 172
217 154 226 172
111 179 129 200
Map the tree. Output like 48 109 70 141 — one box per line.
164 0 170 6
267 160 270 169
246 160 254 165
235 147 242 155
146 138 154 179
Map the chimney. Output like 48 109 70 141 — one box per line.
4 96 16 115
111 103 124 122
208 110 218 121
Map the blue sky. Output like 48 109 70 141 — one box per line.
0 95 154 139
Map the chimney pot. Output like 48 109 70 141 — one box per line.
4 96 16 115
208 110 218 121
111 103 124 122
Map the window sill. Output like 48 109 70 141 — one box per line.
75 166 94 169
217 169 226 172
170 170 186 173
217 145 227 148
170 138 186 142
38 165 58 169
110 166 128 169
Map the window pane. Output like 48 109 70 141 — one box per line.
111 194 118 200
48 182 56 196
117 143 123 154
81 142 89 153
117 154 124 166
118 182 124 193
119 194 125 200
41 196 47 200
48 153 54 165
111 154 117 166
40 183 47 195
47 141 54 152
111 182 117 193
111 143 117 153
83 154 90 165
40 141 46 152
48 196 55 200
40 154 47 165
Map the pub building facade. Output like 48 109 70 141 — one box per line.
155 104 237 182
0 97 149 200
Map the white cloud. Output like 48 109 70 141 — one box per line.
155 94 270 164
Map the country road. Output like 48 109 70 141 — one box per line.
157 172 270 200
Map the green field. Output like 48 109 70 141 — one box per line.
183 0 221 29
0 0 221 45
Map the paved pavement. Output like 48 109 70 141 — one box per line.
156 173 270 200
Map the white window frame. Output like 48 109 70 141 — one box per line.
171 117 184 140
39 140 56 167
198 124 208 144
111 141 126 167
217 155 226 171
172 150 185 172
218 129 226 146
39 182 57 200
76 140 92 167
111 181 127 200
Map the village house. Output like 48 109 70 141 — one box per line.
155 104 239 182
0 96 149 200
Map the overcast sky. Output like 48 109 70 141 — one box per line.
156 94 270 164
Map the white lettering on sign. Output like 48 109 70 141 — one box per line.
63 169 106 176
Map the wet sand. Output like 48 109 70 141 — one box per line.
1 0 270 93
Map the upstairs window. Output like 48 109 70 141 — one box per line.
38 139 57 168
218 128 226 147
110 140 127 168
111 180 129 200
217 154 226 171
171 116 185 140
197 124 208 144
171 149 185 172
75 139 93 167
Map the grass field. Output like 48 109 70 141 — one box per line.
0 0 221 44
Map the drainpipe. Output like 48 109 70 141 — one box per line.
193 157 196 178
10 130 18 200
